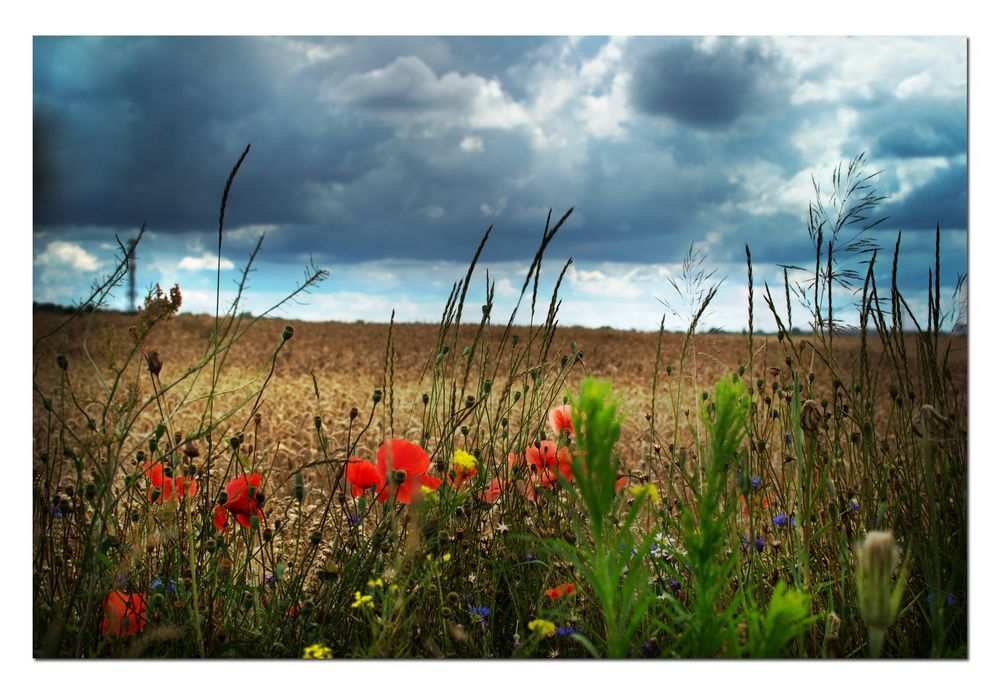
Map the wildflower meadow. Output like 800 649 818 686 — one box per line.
32 148 967 660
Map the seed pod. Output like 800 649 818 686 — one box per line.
56 354 68 371
146 351 163 376
281 325 294 341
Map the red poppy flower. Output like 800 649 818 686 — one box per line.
376 439 441 504
614 476 629 492
213 504 227 531
544 582 576 599
217 473 265 529
740 493 769 516
478 477 508 504
346 458 381 498
447 457 478 490
525 440 573 484
101 591 147 638
143 461 196 502
548 404 574 438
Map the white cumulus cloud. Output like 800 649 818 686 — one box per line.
179 252 236 271
34 241 101 271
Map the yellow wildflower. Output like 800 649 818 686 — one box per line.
630 483 661 505
351 591 374 609
367 577 384 588
528 618 556 637
442 552 452 562
452 449 477 472
302 643 333 659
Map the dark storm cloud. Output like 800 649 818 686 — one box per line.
33 37 392 236
876 110 966 159
33 36 966 286
627 37 791 128
878 163 968 233
335 55 490 114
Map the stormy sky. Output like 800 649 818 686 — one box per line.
32 36 968 331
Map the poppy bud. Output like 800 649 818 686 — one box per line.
560 355 568 368
372 389 382 403
461 425 469 436
249 515 260 532
482 380 492 394
217 491 228 506
350 407 359 420
281 325 294 341
313 415 322 430
514 391 521 402
205 539 216 553
147 351 163 376
57 354 68 371
421 393 429 405
738 365 745 376
309 530 321 546
294 473 305 503
148 438 158 453
149 487 162 502
262 527 273 542
465 395 476 407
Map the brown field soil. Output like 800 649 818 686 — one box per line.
33 309 967 500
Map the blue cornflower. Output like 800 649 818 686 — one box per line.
50 503 63 519
772 513 788 528
849 498 860 512
264 573 278 589
669 578 682 592
784 432 793 447
750 476 762 492
526 553 536 563
347 514 360 526
556 625 575 637
469 605 490 618
754 537 765 554
927 592 958 607
150 577 176 594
